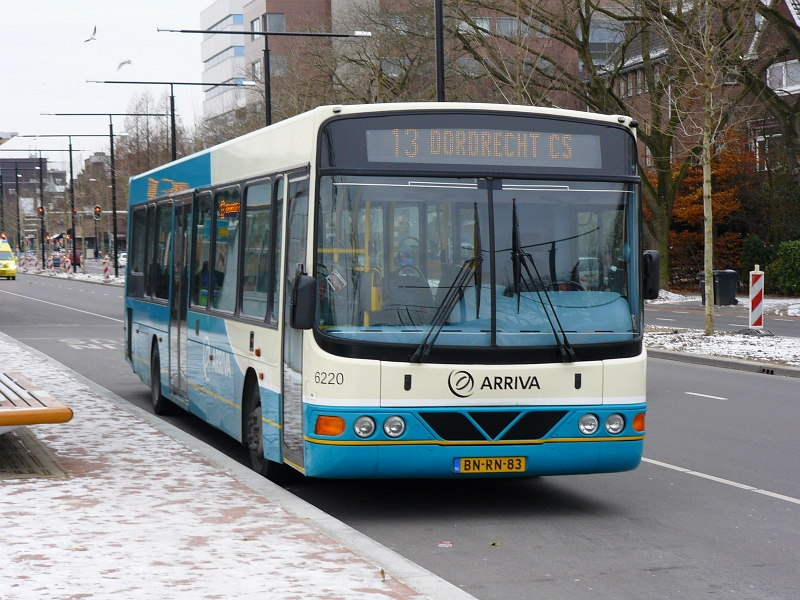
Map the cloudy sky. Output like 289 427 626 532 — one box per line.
1 0 215 171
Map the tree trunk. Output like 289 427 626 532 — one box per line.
702 0 715 335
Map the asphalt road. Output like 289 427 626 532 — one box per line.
2 273 799 600
645 303 800 337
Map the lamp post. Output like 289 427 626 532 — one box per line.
435 0 445 101
159 27 371 127
87 80 256 161
42 113 165 277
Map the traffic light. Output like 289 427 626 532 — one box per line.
73 207 77 214
94 205 101 221
37 206 44 215
66 235 70 241
1 232 5 240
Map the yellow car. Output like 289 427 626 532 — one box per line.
0 242 17 280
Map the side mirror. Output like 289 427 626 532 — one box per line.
642 250 660 300
290 272 317 330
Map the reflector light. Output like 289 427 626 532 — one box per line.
633 412 646 432
315 415 345 436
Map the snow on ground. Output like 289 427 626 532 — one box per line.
647 289 800 315
0 340 422 599
645 327 800 366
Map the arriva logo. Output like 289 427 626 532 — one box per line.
203 336 233 383
448 370 475 398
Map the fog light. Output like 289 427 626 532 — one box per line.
315 415 345 436
383 416 406 438
354 416 376 438
578 414 599 435
605 413 625 434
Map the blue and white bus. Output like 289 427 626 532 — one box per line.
124 103 659 480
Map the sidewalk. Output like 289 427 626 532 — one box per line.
0 333 475 600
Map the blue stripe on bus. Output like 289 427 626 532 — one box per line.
129 152 212 204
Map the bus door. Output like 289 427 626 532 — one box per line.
169 197 191 399
281 173 310 470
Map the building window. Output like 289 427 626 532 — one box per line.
252 59 263 81
270 55 287 77
264 13 285 33
496 17 531 39
250 17 261 41
204 46 245 69
204 14 244 40
767 60 800 94
458 17 492 36
455 56 484 77
637 69 643 94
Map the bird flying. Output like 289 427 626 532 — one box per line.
117 60 133 70
84 26 96 42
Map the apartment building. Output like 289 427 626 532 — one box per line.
201 0 247 121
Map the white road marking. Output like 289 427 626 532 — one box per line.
685 391 727 400
773 318 794 322
0 289 123 323
673 311 689 314
655 318 676 321
642 457 800 505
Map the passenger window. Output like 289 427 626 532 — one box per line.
241 181 272 319
191 194 213 307
153 203 173 300
130 207 146 274
213 187 241 312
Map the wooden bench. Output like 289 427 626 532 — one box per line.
0 372 73 434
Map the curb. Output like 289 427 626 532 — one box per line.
0 330 477 600
647 348 800 378
19 270 124 287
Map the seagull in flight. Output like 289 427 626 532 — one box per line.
84 26 96 42
117 59 133 70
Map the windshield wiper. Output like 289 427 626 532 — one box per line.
511 199 575 363
410 203 483 364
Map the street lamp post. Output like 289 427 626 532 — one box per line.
435 0 445 101
15 163 21 254
87 80 255 161
43 113 165 277
159 27 371 127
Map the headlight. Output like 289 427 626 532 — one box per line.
578 414 599 435
605 414 625 435
353 416 376 438
383 416 406 438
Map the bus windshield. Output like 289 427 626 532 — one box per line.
315 175 639 353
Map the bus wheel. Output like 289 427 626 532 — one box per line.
245 384 292 484
150 345 176 415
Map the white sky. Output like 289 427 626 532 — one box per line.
0 0 214 173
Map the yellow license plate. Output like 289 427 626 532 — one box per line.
454 457 526 474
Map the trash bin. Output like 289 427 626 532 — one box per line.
699 270 738 305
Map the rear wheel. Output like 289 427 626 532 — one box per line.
150 345 176 415
245 383 293 484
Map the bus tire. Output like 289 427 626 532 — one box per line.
150 345 176 416
244 383 292 484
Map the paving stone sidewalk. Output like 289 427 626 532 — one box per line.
0 336 469 599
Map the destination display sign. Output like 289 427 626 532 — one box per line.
366 127 603 169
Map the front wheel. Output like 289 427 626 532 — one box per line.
245 384 293 484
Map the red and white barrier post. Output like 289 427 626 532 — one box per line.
63 256 72 277
102 256 110 280
749 264 764 329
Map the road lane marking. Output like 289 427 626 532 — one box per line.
655 318 676 321
774 318 795 322
685 391 727 400
673 311 690 314
641 457 800 505
0 290 123 323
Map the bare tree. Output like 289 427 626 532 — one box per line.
647 0 760 333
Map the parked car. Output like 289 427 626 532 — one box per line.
50 252 63 267
117 252 127 268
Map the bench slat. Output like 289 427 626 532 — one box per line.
0 372 73 428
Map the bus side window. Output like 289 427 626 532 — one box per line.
241 180 272 319
191 194 213 307
153 203 172 300
213 187 241 312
